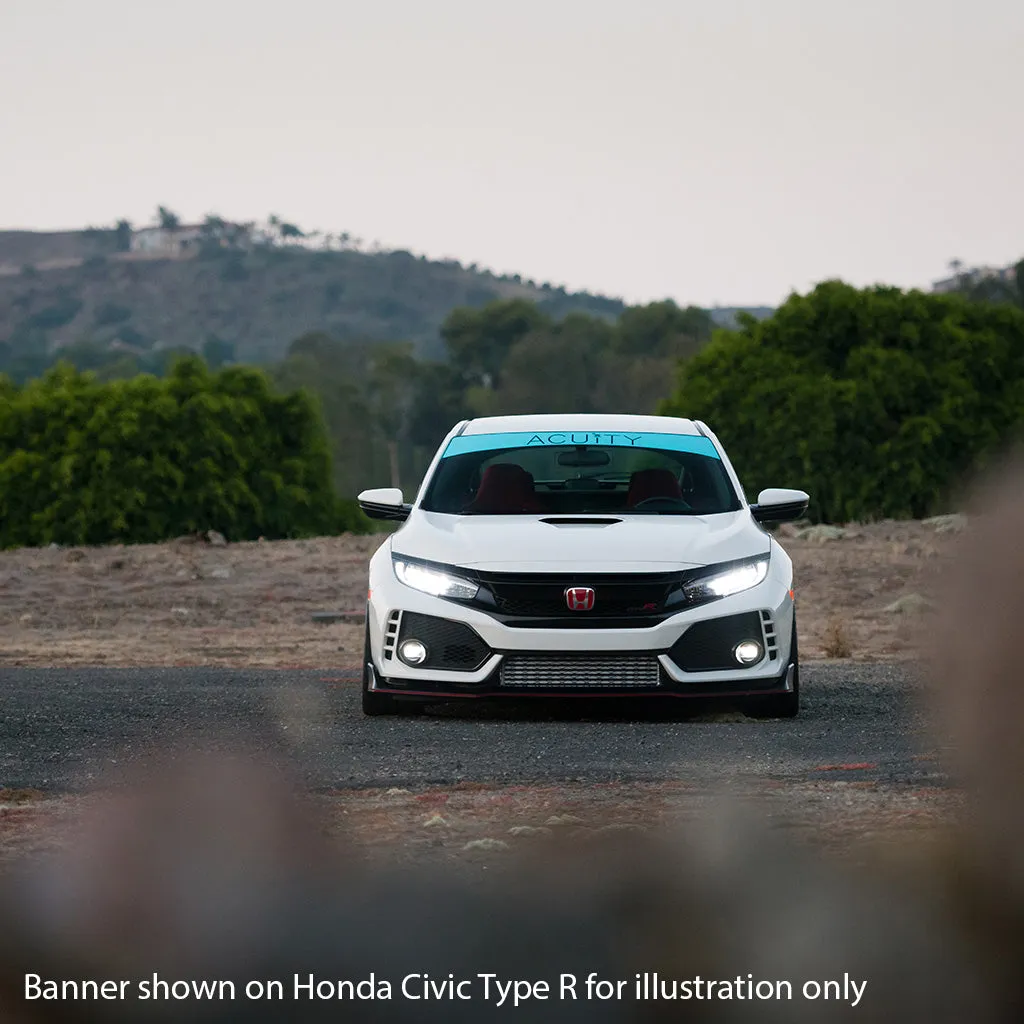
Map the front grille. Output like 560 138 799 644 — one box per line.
397 612 491 671
668 611 766 672
500 654 661 689
474 571 687 623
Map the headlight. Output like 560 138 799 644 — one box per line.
393 558 479 600
683 558 769 603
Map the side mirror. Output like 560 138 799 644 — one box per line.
357 487 411 522
750 487 809 524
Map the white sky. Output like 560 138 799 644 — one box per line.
1 0 1021 306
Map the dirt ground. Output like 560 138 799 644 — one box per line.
0 517 959 668
0 778 961 869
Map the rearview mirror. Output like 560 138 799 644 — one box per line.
750 487 809 524
556 449 611 468
357 487 411 522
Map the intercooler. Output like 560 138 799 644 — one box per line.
498 654 662 689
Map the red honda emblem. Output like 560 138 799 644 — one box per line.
565 586 596 611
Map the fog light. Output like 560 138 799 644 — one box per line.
399 639 428 665
734 640 763 665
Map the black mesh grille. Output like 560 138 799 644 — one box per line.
668 612 765 671
397 613 491 671
474 571 685 621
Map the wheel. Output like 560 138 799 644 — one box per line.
748 615 800 719
361 622 398 716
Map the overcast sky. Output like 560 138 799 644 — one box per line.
1 0 1021 307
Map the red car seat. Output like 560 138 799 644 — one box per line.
465 464 545 513
626 468 683 507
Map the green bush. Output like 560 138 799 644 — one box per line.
660 281 1024 522
333 497 373 534
0 357 372 548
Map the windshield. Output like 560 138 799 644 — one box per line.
420 430 741 516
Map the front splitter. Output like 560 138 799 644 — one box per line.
369 662 794 701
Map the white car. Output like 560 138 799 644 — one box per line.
357 414 808 717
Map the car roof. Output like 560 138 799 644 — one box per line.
460 414 702 436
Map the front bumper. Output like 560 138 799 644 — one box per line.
367 656 796 701
366 559 796 700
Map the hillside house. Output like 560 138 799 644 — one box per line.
129 225 205 256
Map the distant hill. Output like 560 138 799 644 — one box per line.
0 228 627 373
0 229 105 267
708 306 775 329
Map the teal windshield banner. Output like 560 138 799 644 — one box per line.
441 430 720 459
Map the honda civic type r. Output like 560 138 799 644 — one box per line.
357 414 809 717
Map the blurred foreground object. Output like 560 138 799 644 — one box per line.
0 756 985 1023
926 448 1024 1015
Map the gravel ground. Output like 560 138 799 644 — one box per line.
0 661 944 791
0 659 959 873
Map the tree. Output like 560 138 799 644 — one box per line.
614 300 713 358
489 327 606 414
366 343 421 488
230 221 256 249
263 214 304 246
405 361 469 451
114 219 132 252
660 281 1024 522
490 309 689 417
440 299 551 389
157 206 181 230
0 359 364 548
947 254 1023 312
202 214 227 238
271 333 382 497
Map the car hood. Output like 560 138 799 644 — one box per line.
391 510 768 572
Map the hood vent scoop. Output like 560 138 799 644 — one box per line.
539 517 623 527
